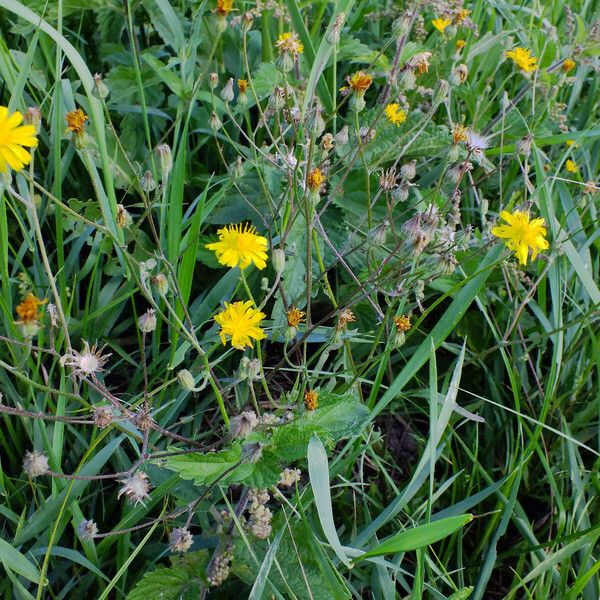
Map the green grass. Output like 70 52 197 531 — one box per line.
0 0 599 598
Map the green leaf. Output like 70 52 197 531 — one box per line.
127 566 202 600
354 514 473 562
0 537 41 584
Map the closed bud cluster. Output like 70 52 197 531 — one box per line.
117 471 151 505
93 405 114 428
247 488 273 539
278 467 301 488
400 160 417 180
272 248 286 274
151 273 169 296
207 544 233 586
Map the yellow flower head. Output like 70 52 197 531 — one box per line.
385 103 407 126
394 315 411 333
276 32 304 56
455 39 466 51
206 223 268 270
565 159 578 173
307 167 326 191
562 58 576 73
287 307 306 328
0 106 38 173
432 17 452 33
65 109 88 134
452 124 468 145
216 0 234 16
214 301 266 349
454 8 471 23
345 71 373 94
304 390 319 411
565 140 576 148
506 47 537 73
237 79 248 93
16 293 46 324
491 210 549 265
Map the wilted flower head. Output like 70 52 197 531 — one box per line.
156 143 173 177
452 64 469 84
62 341 111 377
406 52 432 75
465 129 490 155
93 405 114 428
307 167 326 192
287 307 306 327
400 160 417 180
276 32 304 57
379 167 399 191
65 108 88 134
344 71 373 94
23 450 49 477
24 106 42 133
92 73 110 99
16 293 46 325
116 204 132 228
77 519 98 541
304 390 318 411
169 527 193 553
216 0 234 16
337 308 356 329
138 308 157 333
117 471 151 505
229 410 259 437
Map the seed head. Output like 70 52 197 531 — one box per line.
23 451 49 478
138 308 157 333
117 471 151 505
77 519 99 541
169 527 193 553
93 405 114 428
229 410 259 438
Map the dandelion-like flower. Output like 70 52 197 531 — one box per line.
307 167 326 192
16 293 46 324
0 106 38 172
206 223 268 270
394 315 411 332
304 390 318 411
565 159 578 173
562 58 576 73
237 79 248 93
452 125 468 145
344 71 373 94
432 17 452 33
287 307 306 327
385 103 407 126
117 471 151 505
491 210 549 265
506 47 537 73
456 40 466 51
454 8 471 23
65 108 88 134
276 32 304 57
62 341 111 377
214 301 266 349
216 0 234 16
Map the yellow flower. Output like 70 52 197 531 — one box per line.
393 315 411 332
307 167 326 191
455 39 466 51
491 210 549 265
452 124 468 145
506 47 537 73
345 71 373 93
65 108 88 134
432 17 452 33
565 159 578 173
0 106 38 173
454 8 471 23
206 223 268 270
16 293 46 324
565 140 576 148
237 79 248 93
276 32 304 56
214 301 266 349
304 390 318 411
385 103 407 126
287 307 306 327
562 58 576 72
216 0 234 16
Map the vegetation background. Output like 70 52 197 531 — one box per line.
0 0 598 598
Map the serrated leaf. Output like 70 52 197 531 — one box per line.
127 566 202 600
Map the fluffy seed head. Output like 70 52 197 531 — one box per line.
23 451 49 477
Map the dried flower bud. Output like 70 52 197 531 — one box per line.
272 248 286 274
229 410 259 437
23 450 49 477
138 308 157 333
239 356 261 381
116 204 132 228
209 72 219 90
151 273 169 296
221 78 235 103
117 471 151 505
169 527 193 553
392 180 411 202
400 160 417 180
133 409 153 432
321 133 334 151
93 405 114 428
209 111 222 131
451 64 468 85
516 134 533 157
92 73 110 99
241 12 254 32
141 170 156 193
156 144 172 178
177 369 196 391
24 106 42 133
77 519 98 541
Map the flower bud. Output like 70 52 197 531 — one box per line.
228 156 245 180
400 160 417 180
392 15 411 38
392 180 410 202
276 52 295 73
272 249 286 274
260 277 269 291
151 273 169 296
92 73 110 99
177 369 196 391
24 106 42 133
349 94 366 113
138 308 157 333
516 134 533 157
400 69 416 90
451 64 468 85
335 125 349 146
432 79 450 106
77 519 99 541
116 204 132 228
141 170 157 193
209 72 219 90
221 78 235 103
241 12 254 32
156 144 172 178
209 111 222 131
